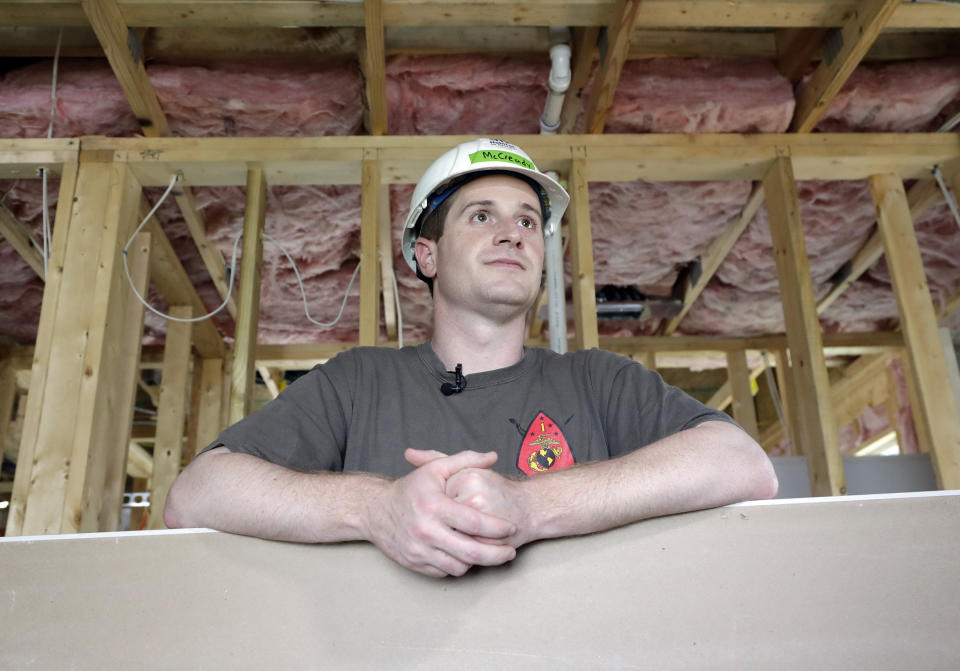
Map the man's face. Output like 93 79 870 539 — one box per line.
416 174 545 319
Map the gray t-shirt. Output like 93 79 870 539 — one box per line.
209 343 736 478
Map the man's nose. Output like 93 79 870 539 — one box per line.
494 221 522 246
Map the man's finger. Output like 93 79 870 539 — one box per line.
424 450 499 479
437 497 515 539
403 448 448 468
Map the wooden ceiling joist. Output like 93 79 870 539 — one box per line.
789 0 901 133
360 0 388 136
583 0 641 135
3 1 958 30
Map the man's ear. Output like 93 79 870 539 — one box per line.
414 237 438 279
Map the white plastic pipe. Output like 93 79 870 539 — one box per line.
540 28 572 135
543 175 567 354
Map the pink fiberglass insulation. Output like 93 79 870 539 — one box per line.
597 58 795 134
814 57 960 132
0 59 363 138
386 55 549 135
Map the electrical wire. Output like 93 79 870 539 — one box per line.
939 110 960 133
265 233 361 329
40 28 63 279
123 173 362 329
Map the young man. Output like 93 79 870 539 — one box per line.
165 138 778 578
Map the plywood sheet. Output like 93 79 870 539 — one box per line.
1 492 959 670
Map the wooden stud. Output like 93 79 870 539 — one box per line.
0 357 15 467
583 0 642 134
378 183 397 340
871 173 960 489
764 153 844 496
126 444 152 481
361 0 388 136
148 305 193 530
91 229 151 532
568 148 598 350
662 182 764 335
80 0 170 137
7 162 77 536
899 352 931 454
192 357 224 461
790 0 901 133
639 351 656 372
775 28 830 84
359 151 381 346
229 167 266 424
17 159 147 534
256 364 281 400
0 203 45 279
773 349 799 455
726 351 760 441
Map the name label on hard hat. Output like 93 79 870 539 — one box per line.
469 150 536 171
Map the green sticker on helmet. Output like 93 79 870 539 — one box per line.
468 149 536 171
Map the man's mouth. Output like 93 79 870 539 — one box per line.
485 258 525 270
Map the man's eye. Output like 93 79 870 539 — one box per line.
472 211 489 223
518 217 537 230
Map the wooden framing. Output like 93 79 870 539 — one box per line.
789 0 900 133
228 166 267 424
567 148 598 350
3 1 957 30
192 357 225 461
764 153 844 496
378 184 398 340
360 0 388 136
148 305 192 530
359 151 381 346
0 357 16 466
9 156 149 535
871 173 960 489
0 203 45 279
583 0 641 134
725 351 760 441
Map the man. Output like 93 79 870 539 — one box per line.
165 138 778 578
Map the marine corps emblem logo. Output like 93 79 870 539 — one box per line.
517 411 575 476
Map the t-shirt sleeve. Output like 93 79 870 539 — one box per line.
197 353 356 472
593 351 741 458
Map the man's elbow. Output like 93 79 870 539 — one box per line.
745 436 778 501
162 476 190 529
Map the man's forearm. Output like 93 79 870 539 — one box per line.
164 447 387 543
521 420 778 542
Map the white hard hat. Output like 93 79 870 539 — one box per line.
401 138 570 274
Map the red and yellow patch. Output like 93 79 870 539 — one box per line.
517 411 575 476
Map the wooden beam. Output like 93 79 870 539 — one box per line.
89 229 150 533
773 349 799 455
764 152 844 496
3 1 959 30
359 151 381 346
192 357 225 461
84 133 960 186
558 27 599 135
14 158 147 534
568 148 598 350
941 328 960 427
790 0 901 133
256 364 281 400
583 0 642 134
228 167 266 424
126 441 153 480
172 187 238 320
871 173 960 489
775 27 830 84
0 203 45 279
817 175 949 315
725 351 759 441
80 0 170 137
361 0 388 136
140 197 224 358
148 305 192 530
661 182 764 335
707 363 763 413
378 184 397 340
